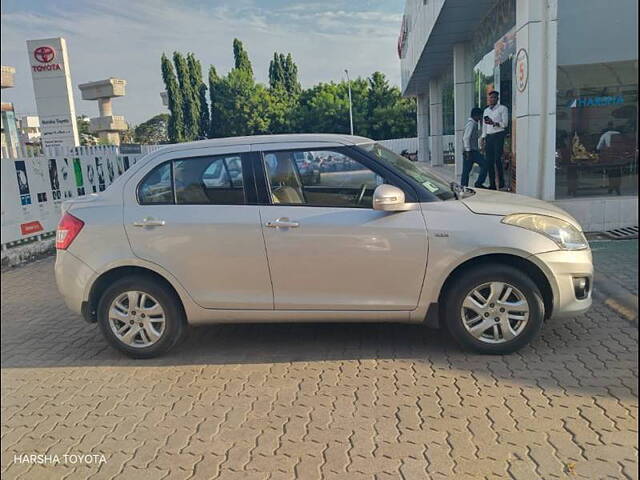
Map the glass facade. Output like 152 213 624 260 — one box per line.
556 61 638 198
471 26 516 190
555 0 638 198
473 51 495 109
441 72 455 164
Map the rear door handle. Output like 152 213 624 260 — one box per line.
265 218 300 228
133 218 166 227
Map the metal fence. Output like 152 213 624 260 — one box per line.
378 136 457 164
1 145 161 248
377 137 418 155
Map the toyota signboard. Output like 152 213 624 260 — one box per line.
27 37 80 148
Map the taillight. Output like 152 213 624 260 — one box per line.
56 213 84 250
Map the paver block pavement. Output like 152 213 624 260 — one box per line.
1 246 638 479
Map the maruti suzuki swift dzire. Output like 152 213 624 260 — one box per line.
55 134 593 358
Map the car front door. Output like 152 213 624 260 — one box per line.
257 146 428 311
123 148 273 309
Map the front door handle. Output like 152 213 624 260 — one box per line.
265 218 300 228
133 217 166 227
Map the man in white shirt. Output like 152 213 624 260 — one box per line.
461 107 487 187
480 91 509 190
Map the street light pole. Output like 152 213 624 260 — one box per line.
345 69 354 135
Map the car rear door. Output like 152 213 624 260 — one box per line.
123 146 273 310
254 144 428 311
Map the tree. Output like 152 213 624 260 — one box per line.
347 77 370 137
161 53 184 143
293 78 372 136
134 114 170 144
232 39 253 76
187 53 209 138
173 52 199 141
291 73 415 140
283 53 301 95
120 126 135 144
207 41 272 138
267 51 299 134
269 52 300 96
267 86 297 134
162 40 418 143
367 94 416 139
77 115 98 145
293 82 350 134
268 53 286 90
368 72 393 111
208 66 223 138
212 67 270 137
197 83 210 139
365 72 416 139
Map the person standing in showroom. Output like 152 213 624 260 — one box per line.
461 107 487 188
480 90 509 190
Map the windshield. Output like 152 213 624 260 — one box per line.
358 143 456 201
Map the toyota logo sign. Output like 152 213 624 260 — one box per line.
34 46 56 63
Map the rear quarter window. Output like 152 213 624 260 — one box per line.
138 162 173 204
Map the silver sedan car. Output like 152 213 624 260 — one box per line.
55 134 593 358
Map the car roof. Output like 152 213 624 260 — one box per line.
152 133 375 155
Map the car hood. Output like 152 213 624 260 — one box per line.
461 189 583 230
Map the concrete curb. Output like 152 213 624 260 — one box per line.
593 270 638 325
1 240 56 270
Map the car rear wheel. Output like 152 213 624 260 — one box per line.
443 265 545 354
97 276 185 358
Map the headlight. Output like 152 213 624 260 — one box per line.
502 214 588 250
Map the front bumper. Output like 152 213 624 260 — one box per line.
530 249 593 319
55 250 96 316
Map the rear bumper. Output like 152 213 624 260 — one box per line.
55 250 96 318
530 249 593 319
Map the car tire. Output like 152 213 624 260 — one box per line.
97 275 185 359
443 265 545 354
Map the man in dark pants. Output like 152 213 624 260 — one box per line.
481 91 509 190
461 107 487 187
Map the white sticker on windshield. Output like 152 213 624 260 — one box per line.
424 181 440 192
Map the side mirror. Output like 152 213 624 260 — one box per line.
372 184 418 212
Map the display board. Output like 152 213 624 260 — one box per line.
26 37 80 148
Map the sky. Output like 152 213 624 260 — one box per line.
1 0 405 125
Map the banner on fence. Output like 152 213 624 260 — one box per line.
1 145 160 245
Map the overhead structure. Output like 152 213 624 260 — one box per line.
78 77 127 145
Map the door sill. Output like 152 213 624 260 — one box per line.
188 309 413 325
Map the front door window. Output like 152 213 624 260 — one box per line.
263 149 384 208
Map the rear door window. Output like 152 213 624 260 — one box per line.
137 154 250 205
175 155 246 205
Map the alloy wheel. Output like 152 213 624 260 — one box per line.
460 281 530 344
108 291 166 348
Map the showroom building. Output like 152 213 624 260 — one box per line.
398 0 638 231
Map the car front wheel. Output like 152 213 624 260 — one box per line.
97 276 185 359
444 265 545 354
